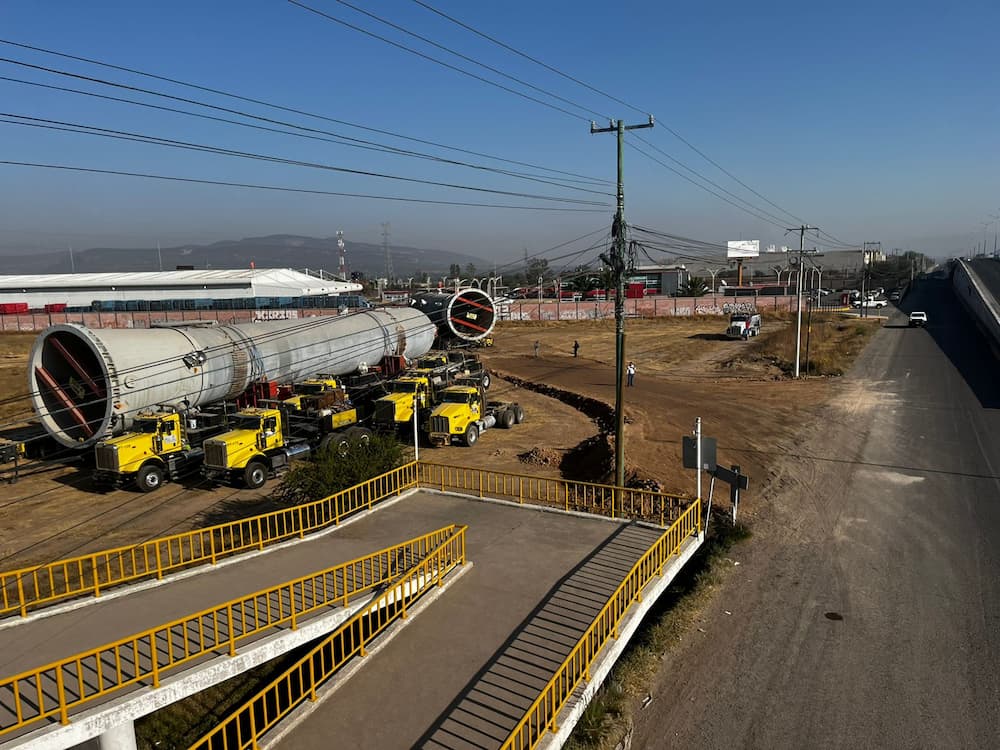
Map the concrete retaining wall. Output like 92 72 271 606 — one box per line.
952 261 1000 354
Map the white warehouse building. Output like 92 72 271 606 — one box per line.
0 268 365 312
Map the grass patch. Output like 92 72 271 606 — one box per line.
740 314 879 376
565 512 752 750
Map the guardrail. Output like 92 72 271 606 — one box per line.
187 525 468 750
418 462 690 526
500 499 701 750
0 525 456 739
0 463 419 619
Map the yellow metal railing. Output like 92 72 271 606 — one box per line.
501 499 702 750
418 462 690 525
0 525 456 739
187 525 468 750
0 462 419 618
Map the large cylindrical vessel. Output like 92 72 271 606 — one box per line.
411 288 497 342
30 307 437 447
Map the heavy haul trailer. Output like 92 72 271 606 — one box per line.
92 405 229 492
27 289 495 451
201 380 373 489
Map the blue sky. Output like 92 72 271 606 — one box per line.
1 0 998 265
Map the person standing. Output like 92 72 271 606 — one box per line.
626 361 636 386
533 340 540 358
573 340 580 358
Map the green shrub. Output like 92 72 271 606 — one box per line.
273 433 405 505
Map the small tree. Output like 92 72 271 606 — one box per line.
273 433 405 505
677 276 710 297
449 263 461 280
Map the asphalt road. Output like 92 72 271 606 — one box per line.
633 277 1000 749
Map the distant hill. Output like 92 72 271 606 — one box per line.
0 234 491 279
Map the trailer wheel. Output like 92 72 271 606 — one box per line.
244 461 267 490
513 405 525 424
347 427 372 447
463 424 479 447
320 433 351 457
500 410 515 429
136 463 164 493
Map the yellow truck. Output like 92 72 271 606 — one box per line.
201 379 370 489
93 407 228 492
372 374 435 435
426 384 523 447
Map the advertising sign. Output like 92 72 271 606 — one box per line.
727 240 760 259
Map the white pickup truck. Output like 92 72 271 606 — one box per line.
908 311 928 327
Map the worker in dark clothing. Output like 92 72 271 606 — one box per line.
627 361 636 386
573 340 580 357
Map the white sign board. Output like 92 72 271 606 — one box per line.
727 240 760 259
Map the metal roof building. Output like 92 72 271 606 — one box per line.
0 268 363 310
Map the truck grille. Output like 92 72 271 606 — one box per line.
430 416 450 434
204 441 228 468
375 400 396 424
94 444 119 472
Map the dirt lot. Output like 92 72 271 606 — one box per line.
0 314 873 572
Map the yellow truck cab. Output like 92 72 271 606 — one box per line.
426 385 523 447
94 408 224 492
373 375 433 433
202 380 371 489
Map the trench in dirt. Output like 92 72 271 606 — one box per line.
495 371 661 492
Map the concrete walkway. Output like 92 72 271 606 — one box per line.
0 492 666 748
274 517 666 750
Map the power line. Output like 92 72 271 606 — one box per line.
409 0 648 117
286 0 591 122
405 2 862 249
0 73 607 195
0 161 609 212
0 38 610 185
0 114 611 206
330 0 607 121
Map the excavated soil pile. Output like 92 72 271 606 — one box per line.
518 447 563 466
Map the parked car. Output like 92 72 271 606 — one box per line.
851 298 887 309
909 311 927 327
889 290 901 301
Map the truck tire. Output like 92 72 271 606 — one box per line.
244 460 268 490
513 405 525 424
136 463 164 493
320 432 351 457
481 372 492 390
463 424 479 447
500 409 515 429
346 427 372 447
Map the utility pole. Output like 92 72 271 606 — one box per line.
785 225 819 378
591 115 654 489
68 244 75 273
381 222 392 284
157 241 163 272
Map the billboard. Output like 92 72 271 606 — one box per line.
727 240 760 259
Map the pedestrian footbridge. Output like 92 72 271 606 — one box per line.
0 462 702 750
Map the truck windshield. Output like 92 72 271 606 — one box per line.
730 315 749 322
391 382 419 393
132 419 159 434
416 357 444 369
440 392 472 404
230 415 262 431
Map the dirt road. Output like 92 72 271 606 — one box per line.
632 282 1000 748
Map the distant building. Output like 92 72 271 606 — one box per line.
0 268 365 312
630 264 690 296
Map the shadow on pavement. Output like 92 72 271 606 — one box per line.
900 277 1000 410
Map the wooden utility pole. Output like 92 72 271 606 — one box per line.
785 225 820 378
591 115 654 489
